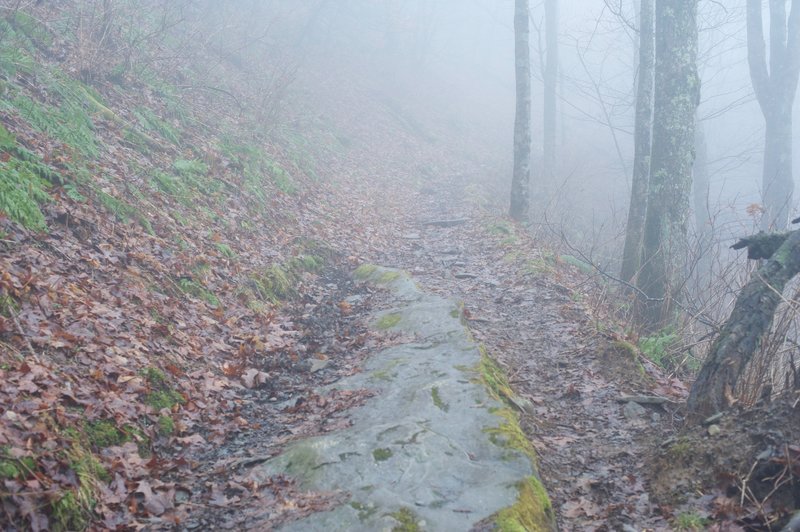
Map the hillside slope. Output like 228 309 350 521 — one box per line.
0 5 492 529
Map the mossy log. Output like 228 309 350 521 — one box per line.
687 229 800 420
731 231 791 259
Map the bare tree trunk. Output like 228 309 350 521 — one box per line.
687 229 800 420
621 0 654 283
636 0 700 328
542 0 558 181
747 0 800 231
510 0 532 222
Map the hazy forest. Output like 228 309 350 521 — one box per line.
1 0 800 530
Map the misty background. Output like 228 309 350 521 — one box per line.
225 1 790 263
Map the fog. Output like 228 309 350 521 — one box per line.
258 1 793 250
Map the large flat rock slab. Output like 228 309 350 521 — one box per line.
250 266 550 530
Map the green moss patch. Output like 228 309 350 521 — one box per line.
485 407 537 464
146 389 185 411
495 476 555 531
86 420 125 448
350 501 379 521
389 507 421 532
431 387 449 412
372 448 393 462
376 313 402 330
142 367 185 411
476 348 556 530
51 490 89 532
354 263 378 279
378 270 402 283
157 415 175 436
478 347 520 409
0 454 36 480
249 255 324 304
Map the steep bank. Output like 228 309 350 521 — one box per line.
0 4 512 530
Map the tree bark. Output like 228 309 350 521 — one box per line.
687 229 800 420
636 0 700 327
542 0 558 182
510 0 532 222
747 0 800 231
621 0 654 283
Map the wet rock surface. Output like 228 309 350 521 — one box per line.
370 175 684 530
249 267 542 531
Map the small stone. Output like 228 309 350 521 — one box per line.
310 359 331 373
345 295 365 305
702 412 724 425
623 401 646 420
175 489 191 504
650 412 661 423
708 424 721 436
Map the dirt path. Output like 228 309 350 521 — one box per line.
374 175 688 530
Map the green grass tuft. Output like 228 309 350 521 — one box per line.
177 277 220 307
134 107 181 145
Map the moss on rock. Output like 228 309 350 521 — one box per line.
376 312 402 330
354 263 378 279
476 347 556 530
389 507 421 531
495 476 555 531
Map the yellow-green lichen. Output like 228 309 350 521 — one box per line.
495 476 555 531
389 507 421 531
477 347 520 409
477 349 555 530
354 263 378 279
378 270 402 283
376 312 402 330
485 407 537 464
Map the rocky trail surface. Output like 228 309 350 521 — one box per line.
192 173 693 531
372 175 691 530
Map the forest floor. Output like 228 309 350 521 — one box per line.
344 173 688 531
174 168 696 530
190 168 800 531
2 7 798 528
